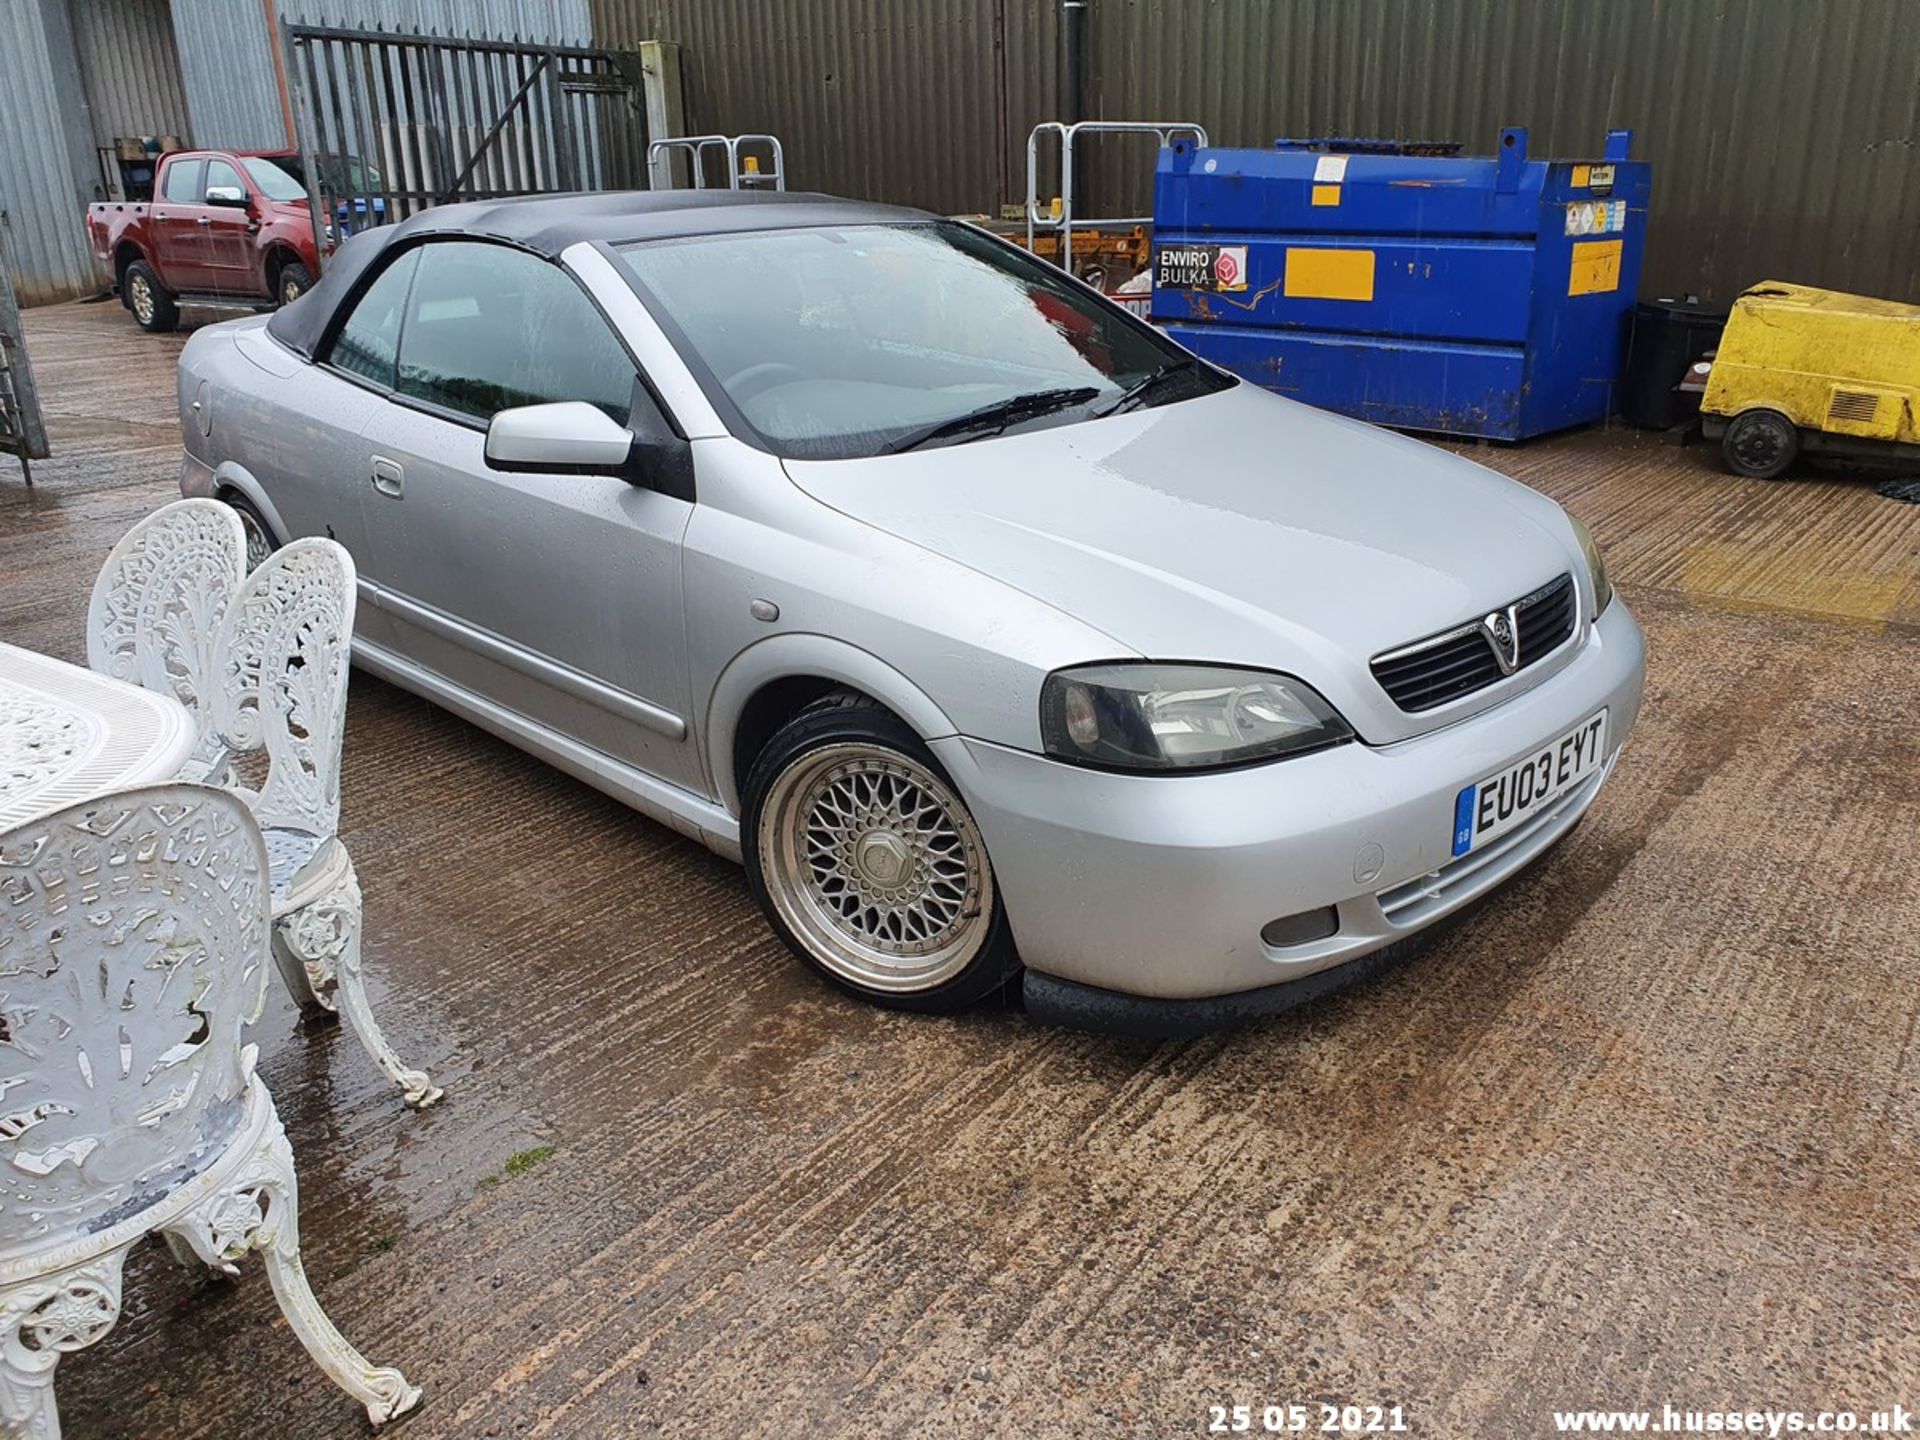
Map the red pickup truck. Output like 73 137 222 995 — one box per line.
86 149 327 332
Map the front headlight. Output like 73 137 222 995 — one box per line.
1040 663 1353 772
1570 514 1614 616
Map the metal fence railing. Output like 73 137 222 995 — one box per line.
1026 120 1208 275
279 23 653 269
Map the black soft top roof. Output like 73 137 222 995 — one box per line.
266 188 933 360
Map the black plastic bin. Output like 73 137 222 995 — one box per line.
1622 298 1726 430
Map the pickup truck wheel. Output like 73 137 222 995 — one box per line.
124 260 178 333
276 262 313 307
1721 408 1800 480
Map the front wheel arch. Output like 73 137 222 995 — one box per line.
705 636 961 817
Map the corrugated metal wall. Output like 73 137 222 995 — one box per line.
0 0 103 305
594 0 1920 304
590 0 1057 215
1083 0 1920 302
167 0 287 149
70 0 193 152
7 0 1917 305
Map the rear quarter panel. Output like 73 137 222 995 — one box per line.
181 319 385 548
86 203 149 280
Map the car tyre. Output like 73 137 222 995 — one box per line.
222 491 279 571
276 261 314 308
743 692 1019 1013
1721 407 1801 480
124 259 178 333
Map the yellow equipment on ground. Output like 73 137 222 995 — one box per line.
1701 282 1920 479
967 215 1153 287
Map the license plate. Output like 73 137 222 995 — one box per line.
1451 710 1608 857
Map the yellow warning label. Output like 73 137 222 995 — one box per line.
1571 163 1592 187
1310 184 1341 207
1284 247 1375 302
1568 238 1624 296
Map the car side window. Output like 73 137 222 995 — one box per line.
203 159 243 199
395 241 634 425
327 248 420 389
162 159 205 204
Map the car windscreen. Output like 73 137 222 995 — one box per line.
241 157 307 202
613 222 1228 460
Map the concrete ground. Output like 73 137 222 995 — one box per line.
3 300 1916 1439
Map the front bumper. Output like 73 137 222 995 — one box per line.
1021 894 1489 1038
930 599 1646 1007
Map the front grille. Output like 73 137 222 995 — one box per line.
1370 574 1577 713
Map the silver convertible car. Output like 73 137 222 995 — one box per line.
178 190 1645 1033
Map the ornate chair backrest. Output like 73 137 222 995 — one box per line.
214 538 356 840
0 786 270 1259
86 499 248 769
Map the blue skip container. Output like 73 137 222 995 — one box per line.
1149 128 1651 440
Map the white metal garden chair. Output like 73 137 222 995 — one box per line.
0 784 421 1437
214 537 444 1110
85 498 247 785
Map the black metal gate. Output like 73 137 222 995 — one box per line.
0 254 49 485
279 23 652 266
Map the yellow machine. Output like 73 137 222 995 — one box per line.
1701 282 1920 478
969 213 1153 288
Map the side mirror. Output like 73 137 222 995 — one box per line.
206 186 249 208
485 402 636 475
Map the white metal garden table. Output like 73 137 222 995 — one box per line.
0 639 195 829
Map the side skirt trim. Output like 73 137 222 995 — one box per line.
351 636 742 861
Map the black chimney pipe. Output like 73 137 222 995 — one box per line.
1062 0 1087 125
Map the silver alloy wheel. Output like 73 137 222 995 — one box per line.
129 272 154 325
281 273 303 305
758 742 993 993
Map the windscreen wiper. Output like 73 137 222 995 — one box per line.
882 386 1101 455
1092 357 1208 418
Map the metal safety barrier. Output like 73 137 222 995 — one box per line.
1026 120 1208 273
647 134 786 192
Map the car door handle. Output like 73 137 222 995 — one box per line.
195 215 210 225
370 457 404 499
